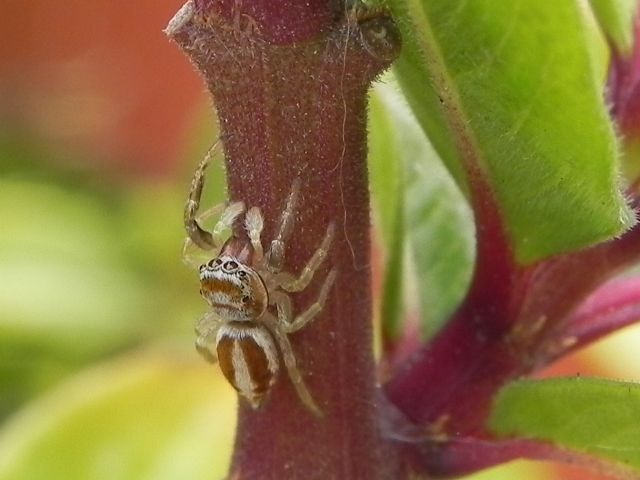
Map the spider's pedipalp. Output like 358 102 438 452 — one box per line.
245 206 265 262
213 201 246 241
194 312 223 364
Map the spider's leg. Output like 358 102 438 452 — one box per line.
185 145 218 250
283 269 336 333
279 223 335 293
264 314 321 416
183 200 246 267
194 311 223 364
182 202 225 267
212 201 246 242
184 142 245 251
266 179 301 273
270 290 293 320
245 206 265 264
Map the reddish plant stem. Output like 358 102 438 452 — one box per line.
384 140 528 434
382 45 640 473
382 0 640 444
543 276 640 363
384 157 640 437
384 211 640 438
360 0 640 474
381 188 640 476
414 437 639 479
167 1 401 478
515 223 640 355
193 0 337 44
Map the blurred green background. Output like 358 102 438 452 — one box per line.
0 2 637 479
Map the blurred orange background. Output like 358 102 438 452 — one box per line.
0 1 203 177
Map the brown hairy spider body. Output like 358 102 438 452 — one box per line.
183 145 336 414
216 323 279 408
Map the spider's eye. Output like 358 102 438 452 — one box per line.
242 295 250 304
237 270 247 279
206 258 222 270
223 260 239 271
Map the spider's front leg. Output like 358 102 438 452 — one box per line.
194 311 223 364
183 143 245 265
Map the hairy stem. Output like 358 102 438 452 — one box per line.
167 1 401 478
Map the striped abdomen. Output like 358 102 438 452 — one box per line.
216 322 279 408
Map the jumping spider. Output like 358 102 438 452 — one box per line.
183 146 336 415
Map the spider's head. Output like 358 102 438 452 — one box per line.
198 255 268 322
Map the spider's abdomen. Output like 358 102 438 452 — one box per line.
216 323 279 408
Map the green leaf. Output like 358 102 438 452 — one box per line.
590 0 638 55
0 350 236 480
369 87 407 341
0 179 146 359
461 461 552 480
388 0 634 263
490 377 640 472
369 83 474 339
